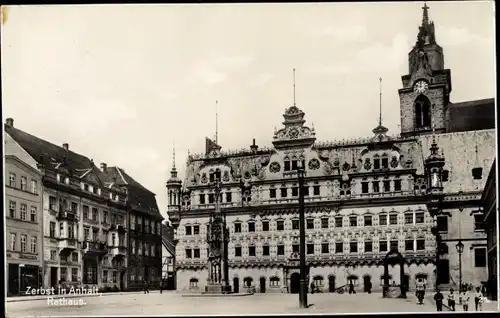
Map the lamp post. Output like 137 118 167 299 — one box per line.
456 240 464 293
297 162 308 309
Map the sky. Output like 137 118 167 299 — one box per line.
1 2 496 221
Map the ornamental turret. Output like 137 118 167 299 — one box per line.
424 134 446 217
166 144 182 230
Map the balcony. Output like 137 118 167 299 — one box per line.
57 237 79 250
108 243 127 257
110 224 127 233
83 240 108 257
56 210 79 221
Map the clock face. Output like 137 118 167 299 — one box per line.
413 80 429 94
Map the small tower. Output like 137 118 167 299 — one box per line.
166 144 182 228
424 134 446 217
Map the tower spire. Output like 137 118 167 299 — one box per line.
215 100 219 145
172 141 176 170
379 77 383 126
293 68 296 106
422 2 430 26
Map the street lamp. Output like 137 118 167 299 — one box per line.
297 161 308 309
455 240 464 293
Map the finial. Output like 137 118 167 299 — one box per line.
293 68 296 107
172 141 176 170
379 77 383 126
422 2 430 26
215 100 219 145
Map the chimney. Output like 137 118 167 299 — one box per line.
62 143 69 151
100 162 107 172
250 138 258 153
5 118 14 127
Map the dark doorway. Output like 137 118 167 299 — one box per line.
8 264 20 295
233 277 239 293
120 272 125 291
290 273 300 294
383 250 406 298
260 277 266 293
402 274 410 293
328 276 336 292
363 276 371 293
50 267 58 290
437 259 450 284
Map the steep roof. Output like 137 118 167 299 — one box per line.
161 223 175 256
447 98 496 133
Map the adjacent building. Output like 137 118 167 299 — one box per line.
168 6 496 293
162 222 176 290
101 165 164 291
4 127 44 296
480 160 497 300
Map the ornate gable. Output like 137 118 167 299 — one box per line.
272 106 316 149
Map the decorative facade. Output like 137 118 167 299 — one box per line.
168 6 496 294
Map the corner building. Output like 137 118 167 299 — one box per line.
169 6 495 293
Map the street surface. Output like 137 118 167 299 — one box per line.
6 291 498 317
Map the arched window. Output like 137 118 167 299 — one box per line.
270 276 280 287
243 277 253 287
313 275 324 287
414 95 431 128
189 278 199 288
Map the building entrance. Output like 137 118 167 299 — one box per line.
290 272 300 294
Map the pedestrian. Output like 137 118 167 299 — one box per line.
434 289 444 312
415 279 425 304
348 281 356 294
367 280 372 294
447 288 456 311
143 280 149 294
474 287 482 311
310 282 315 294
461 288 470 311
160 280 163 294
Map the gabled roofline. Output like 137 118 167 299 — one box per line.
4 154 44 176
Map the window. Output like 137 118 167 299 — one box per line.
365 241 373 253
9 173 16 187
291 160 298 170
313 185 320 196
193 225 200 235
83 205 89 219
383 181 391 192
189 278 199 288
335 217 343 228
379 214 388 226
361 182 369 194
390 240 398 251
185 226 192 235
21 176 27 190
350 242 358 253
306 219 314 229
112 271 118 283
415 212 424 224
263 245 270 256
280 188 287 198
234 223 242 233
185 249 192 258
415 95 431 128
292 219 299 230
72 252 78 262
335 242 343 254
71 202 78 213
49 222 56 238
306 243 314 254
276 220 284 231
269 189 277 198
199 194 205 204
50 250 56 260
381 158 389 169
303 186 309 196
404 213 414 224
416 239 425 251
61 268 67 282
437 216 448 232
72 268 78 282
248 222 255 232
20 204 27 221
291 187 299 197
20 234 27 252
379 240 388 252
270 277 280 287
372 182 380 193
373 158 380 170
364 215 372 226
49 196 56 211
92 208 98 221
474 215 485 231
321 218 329 229
9 201 16 218
102 270 108 283
208 193 214 204
262 221 269 231
226 192 232 202
249 246 256 257
349 216 357 227
405 240 414 251
10 233 16 251
193 248 200 258
394 180 402 191
474 248 486 267
277 245 285 256
30 236 37 253
235 246 242 257
321 243 329 254
292 244 299 253
389 214 398 225
284 161 291 171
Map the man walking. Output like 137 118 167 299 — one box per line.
461 288 470 311
447 288 456 311
474 287 483 311
143 280 150 294
434 289 444 312
415 279 425 304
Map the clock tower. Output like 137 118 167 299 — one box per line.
398 2 452 137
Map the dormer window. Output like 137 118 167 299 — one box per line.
284 161 291 171
84 184 89 191
381 156 389 169
373 156 380 170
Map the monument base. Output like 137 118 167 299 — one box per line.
204 284 232 294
